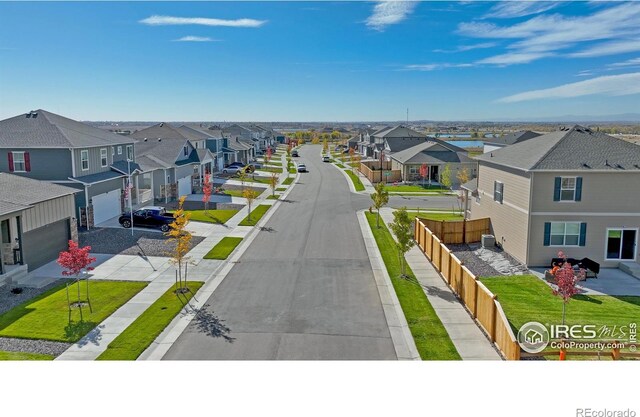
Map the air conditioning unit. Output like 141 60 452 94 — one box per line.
481 234 496 248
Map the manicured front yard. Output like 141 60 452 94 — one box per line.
480 275 640 331
365 212 460 360
405 211 464 222
203 237 244 260
0 351 54 361
0 281 148 342
345 170 365 191
266 195 279 200
238 205 271 226
97 281 204 360
386 184 450 194
186 209 239 224
259 167 283 174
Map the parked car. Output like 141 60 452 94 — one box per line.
322 155 331 162
222 165 243 174
297 163 307 173
291 150 299 157
119 206 174 232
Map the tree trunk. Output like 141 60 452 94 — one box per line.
562 302 566 326
376 210 380 228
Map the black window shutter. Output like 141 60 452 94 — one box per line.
575 177 582 201
544 222 551 246
579 223 587 246
553 177 561 201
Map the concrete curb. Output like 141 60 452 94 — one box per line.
356 210 420 361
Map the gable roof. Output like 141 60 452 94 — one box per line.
0 173 79 216
372 125 426 139
129 122 187 141
476 126 640 172
134 137 190 167
0 110 134 148
390 140 472 165
485 130 541 146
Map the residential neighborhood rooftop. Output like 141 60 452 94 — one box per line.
0 172 79 216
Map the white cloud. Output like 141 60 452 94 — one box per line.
433 42 496 53
477 51 552 65
366 1 417 31
139 15 267 28
458 2 640 65
498 72 640 102
484 2 562 19
607 57 640 68
403 63 473 71
172 36 218 42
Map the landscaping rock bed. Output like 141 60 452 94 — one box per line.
79 228 204 256
0 280 67 316
449 243 529 277
0 336 70 357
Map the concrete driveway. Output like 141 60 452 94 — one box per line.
164 145 397 360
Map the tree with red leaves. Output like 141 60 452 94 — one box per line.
202 173 213 215
57 240 96 316
550 251 585 325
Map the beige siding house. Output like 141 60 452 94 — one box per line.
468 126 640 268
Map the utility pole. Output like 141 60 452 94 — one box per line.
127 159 133 237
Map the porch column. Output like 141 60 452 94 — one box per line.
16 215 24 266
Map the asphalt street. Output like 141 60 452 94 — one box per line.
164 145 397 360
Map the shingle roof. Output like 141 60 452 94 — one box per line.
476 126 640 171
70 170 125 185
0 110 134 148
133 137 189 167
389 138 468 163
485 130 541 146
129 122 187 141
136 155 172 171
110 160 142 175
461 178 477 193
177 125 211 141
372 125 426 139
0 173 79 216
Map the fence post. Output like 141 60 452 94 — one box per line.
463 219 467 244
473 279 478 318
612 343 621 360
490 295 497 342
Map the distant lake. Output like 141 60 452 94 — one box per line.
435 134 472 138
444 140 484 148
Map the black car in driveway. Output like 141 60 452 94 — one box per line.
119 206 174 232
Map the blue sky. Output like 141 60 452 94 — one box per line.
0 1 639 121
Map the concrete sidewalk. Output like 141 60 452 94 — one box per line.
379 208 501 360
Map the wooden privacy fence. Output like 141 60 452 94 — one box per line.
414 218 521 360
359 161 402 184
419 217 490 244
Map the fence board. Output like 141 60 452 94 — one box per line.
420 217 490 244
475 281 496 342
440 247 451 283
432 236 441 270
494 300 520 360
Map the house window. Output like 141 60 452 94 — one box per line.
550 222 581 246
560 177 576 201
409 166 419 174
493 181 503 204
100 148 108 167
80 150 89 171
183 146 189 156
10 152 26 172
126 145 133 160
111 146 115 156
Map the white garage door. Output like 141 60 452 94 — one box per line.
177 176 192 197
92 189 122 225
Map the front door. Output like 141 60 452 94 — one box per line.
606 229 638 261
430 166 439 182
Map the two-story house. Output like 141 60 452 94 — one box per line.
467 126 640 268
0 110 137 227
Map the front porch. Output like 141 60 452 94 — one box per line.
0 215 26 284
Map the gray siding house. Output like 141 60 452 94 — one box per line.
468 126 640 269
0 110 137 227
0 173 79 285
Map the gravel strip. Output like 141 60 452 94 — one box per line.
0 280 68 316
0 337 71 357
448 243 501 277
79 228 204 256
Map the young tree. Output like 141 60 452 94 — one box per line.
166 196 193 293
237 167 247 186
57 240 97 316
322 138 328 153
269 172 278 197
440 163 453 190
550 251 585 325
456 167 469 187
242 187 259 224
370 182 389 229
389 207 415 278
202 173 213 215
331 130 341 140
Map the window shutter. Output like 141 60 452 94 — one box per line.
544 222 551 246
553 177 561 201
24 152 31 172
8 153 14 172
579 223 587 246
575 177 582 201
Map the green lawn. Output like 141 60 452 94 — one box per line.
405 212 464 222
0 351 54 361
345 170 365 191
186 209 239 224
97 282 204 360
0 281 148 342
386 184 449 193
236 176 271 184
266 195 279 200
288 167 297 174
480 275 640 332
203 237 244 260
238 205 271 226
282 178 294 185
276 187 287 191
365 212 460 360
218 188 265 198
259 167 283 174
335 163 346 169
